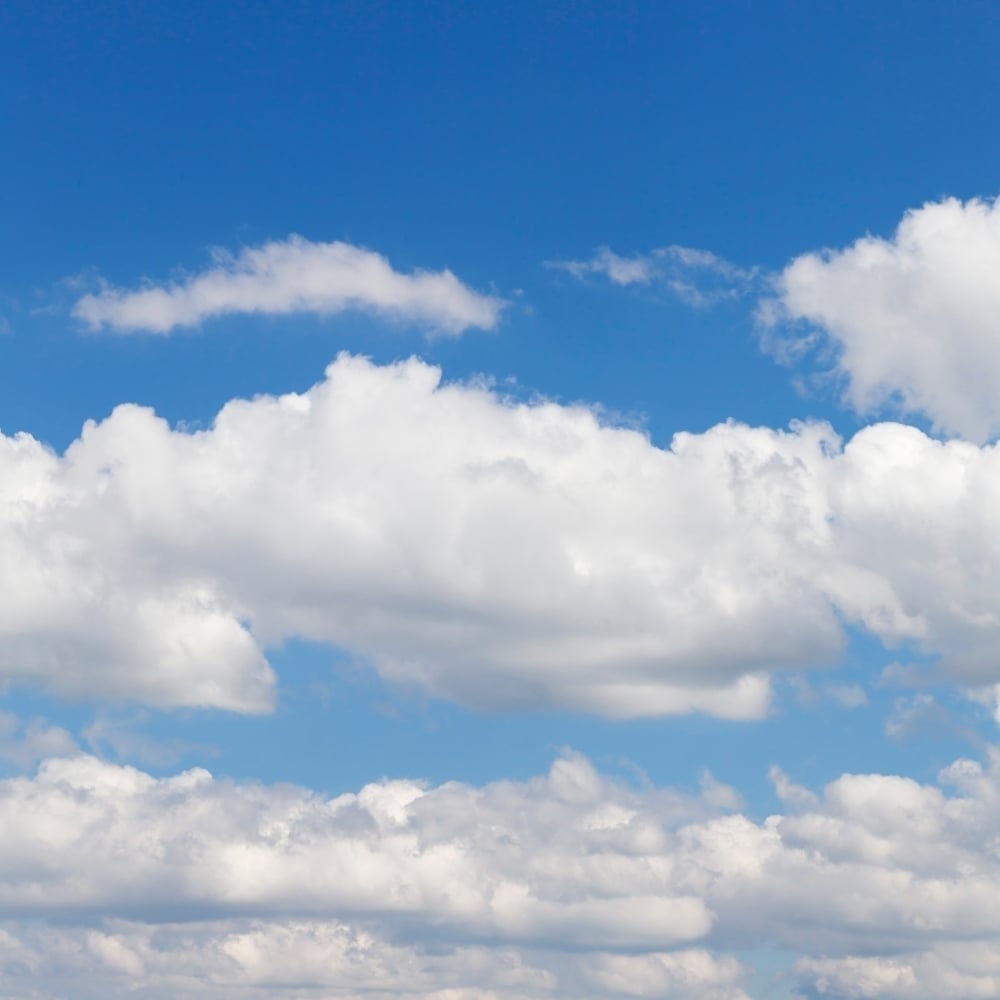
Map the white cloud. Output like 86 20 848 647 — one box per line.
72 236 505 336
796 946 1000 999
0 920 750 1000
547 245 758 306
0 750 718 946
6 748 1000 995
769 196 1000 442
6 355 1000 715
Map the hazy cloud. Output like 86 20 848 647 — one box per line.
547 245 759 306
5 748 1000 995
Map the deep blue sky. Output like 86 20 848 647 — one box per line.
4 1 1000 449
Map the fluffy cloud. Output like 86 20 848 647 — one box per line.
770 195 1000 442
547 245 758 306
0 920 750 1000
0 749 749 998
5 355 1000 715
7 747 1000 996
0 750 719 946
72 237 505 335
796 947 1000 999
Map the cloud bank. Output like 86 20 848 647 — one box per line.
73 236 505 335
6 748 1000 996
5 354 1000 715
771 195 1000 442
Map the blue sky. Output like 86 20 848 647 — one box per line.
4 3 1000 998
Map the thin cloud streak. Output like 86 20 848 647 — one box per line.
546 244 760 306
73 236 506 336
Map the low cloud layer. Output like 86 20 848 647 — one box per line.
0 920 749 1000
73 237 505 336
771 195 1000 442
4 354 1000 715
5 747 1000 996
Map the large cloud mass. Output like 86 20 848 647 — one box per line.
73 236 505 335
5 748 1000 997
773 195 1000 442
4 354 1000 714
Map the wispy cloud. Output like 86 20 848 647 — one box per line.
0 712 77 769
546 246 658 286
546 244 759 306
73 236 506 336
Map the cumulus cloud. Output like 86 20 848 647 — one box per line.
5 355 1000 715
546 245 758 306
6 748 1000 996
796 947 1000 999
0 750 751 998
768 196 1000 442
0 751 721 943
72 236 505 336
0 920 751 1000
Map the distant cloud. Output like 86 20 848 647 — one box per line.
3 746 1000 996
788 675 869 710
764 196 1000 442
0 712 77 769
73 236 505 336
547 246 658 286
824 682 869 709
546 244 759 306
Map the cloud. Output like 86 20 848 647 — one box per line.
0 749 723 939
0 712 77 769
6 355 1000 715
795 947 1000 999
72 236 505 336
82 711 208 767
767 196 1000 442
546 247 658 286
546 245 758 306
824 683 869 709
0 920 751 1000
6 747 1000 995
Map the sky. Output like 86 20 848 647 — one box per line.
3 2 1000 997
